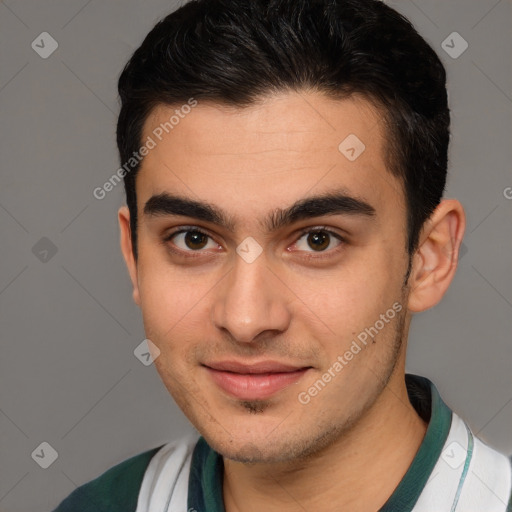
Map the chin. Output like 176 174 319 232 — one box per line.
199 424 328 464
207 435 293 464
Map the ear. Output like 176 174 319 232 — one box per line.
118 206 141 306
407 199 466 312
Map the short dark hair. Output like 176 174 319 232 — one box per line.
117 0 449 266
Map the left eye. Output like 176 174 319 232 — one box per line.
293 229 343 252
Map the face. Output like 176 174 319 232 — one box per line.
120 91 413 463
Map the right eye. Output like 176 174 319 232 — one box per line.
163 228 221 255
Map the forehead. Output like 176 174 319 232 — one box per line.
136 91 405 229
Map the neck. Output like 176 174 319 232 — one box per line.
222 372 428 512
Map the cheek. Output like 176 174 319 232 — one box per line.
136 266 203 349
136 244 211 319
135 268 227 376
289 251 400 335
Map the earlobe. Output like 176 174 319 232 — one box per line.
118 206 141 306
407 199 466 313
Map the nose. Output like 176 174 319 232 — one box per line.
211 251 292 344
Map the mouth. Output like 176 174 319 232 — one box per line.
202 360 311 400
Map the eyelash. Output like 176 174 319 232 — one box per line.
162 225 347 261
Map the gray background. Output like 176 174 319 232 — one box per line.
0 1 511 510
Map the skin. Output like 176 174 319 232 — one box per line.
118 91 466 511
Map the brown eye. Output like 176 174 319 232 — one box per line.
292 228 345 258
184 231 209 250
166 229 218 252
307 231 330 251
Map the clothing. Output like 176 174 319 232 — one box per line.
53 374 512 512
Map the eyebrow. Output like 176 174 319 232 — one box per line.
143 190 376 232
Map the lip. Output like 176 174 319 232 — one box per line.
203 360 310 400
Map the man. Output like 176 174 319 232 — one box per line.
54 0 512 510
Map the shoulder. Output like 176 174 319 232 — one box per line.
52 445 163 512
443 413 512 510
